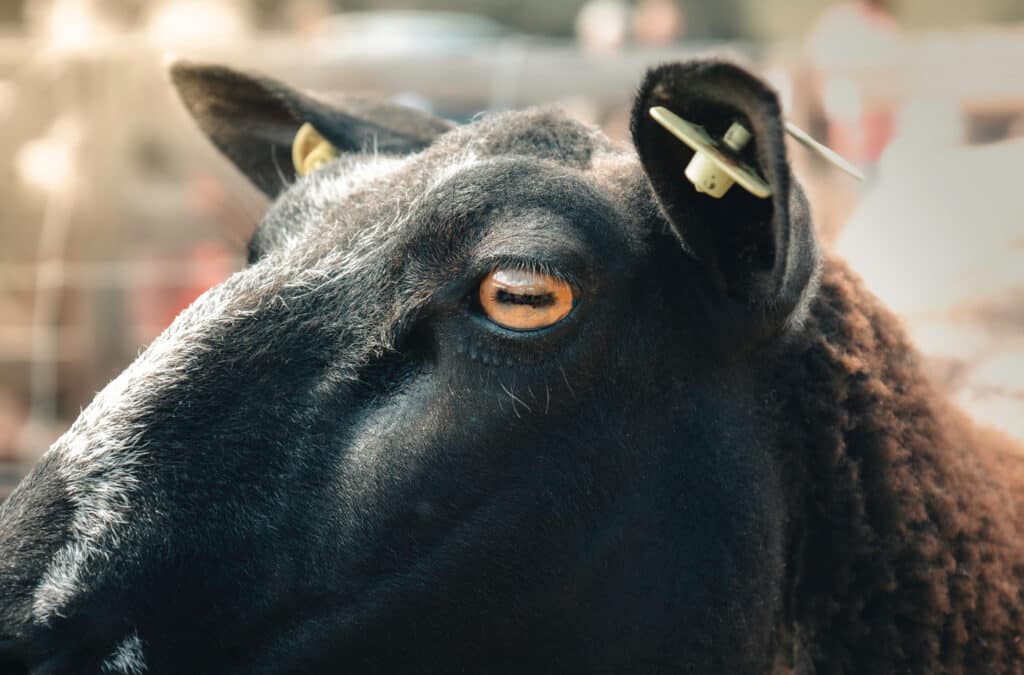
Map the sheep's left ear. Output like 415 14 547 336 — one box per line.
170 62 454 197
631 61 818 343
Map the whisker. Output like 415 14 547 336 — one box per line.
270 145 290 192
501 382 532 417
558 365 576 399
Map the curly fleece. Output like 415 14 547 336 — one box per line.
773 258 1024 673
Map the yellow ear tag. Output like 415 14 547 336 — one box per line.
292 122 338 176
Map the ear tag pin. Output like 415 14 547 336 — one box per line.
292 122 338 176
649 106 770 199
648 106 864 200
782 120 865 182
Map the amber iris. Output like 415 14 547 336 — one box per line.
479 268 575 331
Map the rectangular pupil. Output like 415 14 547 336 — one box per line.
496 290 556 308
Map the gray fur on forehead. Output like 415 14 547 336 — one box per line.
445 108 611 167
253 106 627 259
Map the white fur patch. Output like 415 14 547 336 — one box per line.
31 280 238 622
100 632 146 674
27 146 471 626
32 374 144 620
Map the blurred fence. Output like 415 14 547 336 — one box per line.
2 27 1024 498
0 36 750 498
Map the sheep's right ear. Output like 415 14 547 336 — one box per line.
631 61 819 348
170 62 454 197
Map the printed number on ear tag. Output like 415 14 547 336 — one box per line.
649 106 772 200
292 122 339 176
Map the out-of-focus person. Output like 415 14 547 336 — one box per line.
806 0 905 169
575 0 630 53
800 0 907 241
24 0 119 53
631 0 686 46
285 0 331 39
144 0 251 47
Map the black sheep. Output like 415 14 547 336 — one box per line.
0 59 1020 674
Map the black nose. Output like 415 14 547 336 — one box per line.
0 629 130 675
0 640 30 675
0 637 101 675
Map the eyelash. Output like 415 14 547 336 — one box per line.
468 264 571 313
475 257 575 287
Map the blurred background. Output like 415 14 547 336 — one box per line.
1 0 1023 498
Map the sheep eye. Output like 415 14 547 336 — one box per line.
479 268 575 331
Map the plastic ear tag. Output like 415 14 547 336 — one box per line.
648 106 864 200
292 122 338 176
649 106 771 199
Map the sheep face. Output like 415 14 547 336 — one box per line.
0 61 818 673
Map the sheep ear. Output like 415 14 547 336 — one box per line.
631 61 818 341
170 62 453 197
